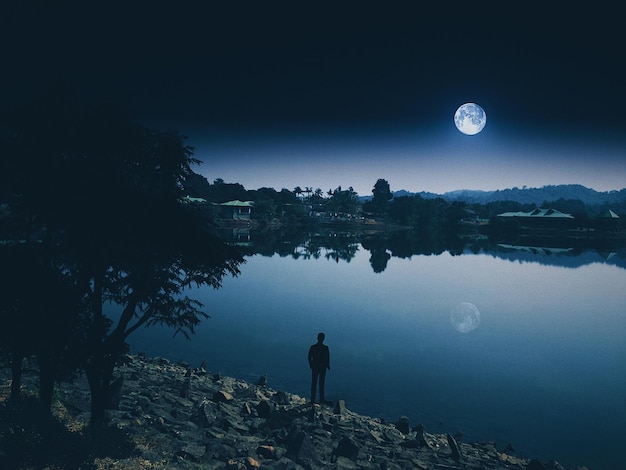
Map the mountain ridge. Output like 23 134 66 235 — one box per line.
387 184 626 206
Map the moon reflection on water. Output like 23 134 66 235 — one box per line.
450 302 481 333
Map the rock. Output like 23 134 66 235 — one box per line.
288 431 318 463
192 399 217 427
334 435 359 460
256 375 267 386
213 443 238 461
274 390 289 405
180 370 191 398
213 390 234 402
333 399 347 415
335 455 359 469
368 429 384 443
242 402 252 415
414 423 431 449
226 459 247 470
222 416 250 434
137 396 151 412
400 438 421 449
447 433 462 461
256 400 273 418
179 443 206 461
245 457 261 469
256 444 277 459
395 415 410 434
196 360 207 376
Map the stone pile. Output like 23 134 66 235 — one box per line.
8 355 576 469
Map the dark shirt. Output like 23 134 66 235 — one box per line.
308 342 330 371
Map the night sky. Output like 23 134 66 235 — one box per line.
3 3 624 194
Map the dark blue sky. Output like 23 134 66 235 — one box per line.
3 3 624 194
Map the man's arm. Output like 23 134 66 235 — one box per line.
308 346 314 368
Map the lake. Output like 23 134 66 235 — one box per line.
127 235 626 470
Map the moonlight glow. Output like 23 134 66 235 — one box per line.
450 302 481 333
454 103 486 135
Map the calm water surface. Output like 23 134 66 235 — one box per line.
130 244 626 470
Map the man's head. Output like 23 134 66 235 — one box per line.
317 332 325 343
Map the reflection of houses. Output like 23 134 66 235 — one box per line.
219 227 252 246
497 243 573 256
220 200 254 220
600 209 620 220
497 208 574 229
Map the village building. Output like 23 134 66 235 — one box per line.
497 208 574 219
497 208 575 229
219 200 254 221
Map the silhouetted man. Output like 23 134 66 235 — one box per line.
308 332 330 403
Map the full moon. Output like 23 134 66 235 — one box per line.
454 103 486 135
450 302 481 333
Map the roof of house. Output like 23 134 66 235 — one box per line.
498 243 574 255
220 200 254 207
497 208 574 219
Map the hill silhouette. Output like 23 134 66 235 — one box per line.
371 184 626 207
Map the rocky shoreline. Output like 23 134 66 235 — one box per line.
1 354 579 469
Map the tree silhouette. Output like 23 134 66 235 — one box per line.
1 94 244 424
371 178 393 214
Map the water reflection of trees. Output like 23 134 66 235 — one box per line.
239 229 626 272
239 229 468 272
298 232 360 263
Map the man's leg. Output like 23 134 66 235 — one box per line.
311 369 319 402
318 369 326 402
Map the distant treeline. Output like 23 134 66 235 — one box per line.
184 174 625 233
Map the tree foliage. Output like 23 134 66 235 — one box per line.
371 178 393 213
326 187 359 215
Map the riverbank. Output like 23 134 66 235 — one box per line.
1 354 579 469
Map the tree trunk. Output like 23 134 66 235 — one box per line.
38 352 56 414
85 353 116 426
10 351 24 400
